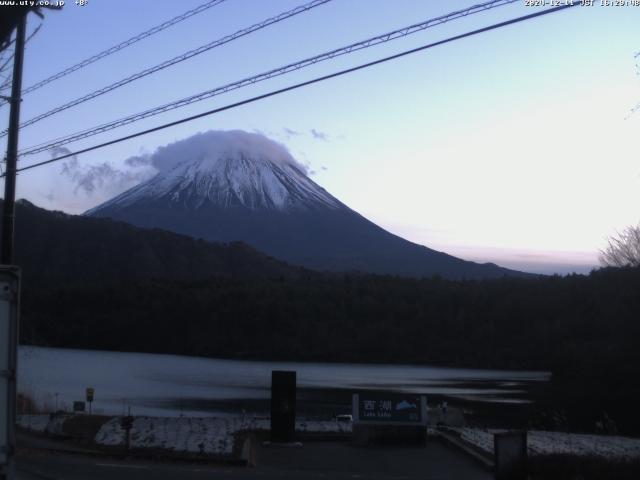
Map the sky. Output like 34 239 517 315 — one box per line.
1 0 639 275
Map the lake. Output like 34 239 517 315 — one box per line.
18 346 549 417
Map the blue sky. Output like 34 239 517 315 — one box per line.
1 0 639 274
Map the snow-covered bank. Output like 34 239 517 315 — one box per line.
18 414 352 457
455 428 640 461
95 416 353 456
17 414 50 433
25 413 639 462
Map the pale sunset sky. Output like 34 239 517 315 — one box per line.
1 0 639 274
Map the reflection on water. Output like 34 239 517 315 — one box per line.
18 346 549 417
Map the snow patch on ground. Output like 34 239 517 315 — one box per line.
94 416 352 456
456 428 640 461
17 414 51 432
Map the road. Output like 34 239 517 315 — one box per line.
16 439 492 480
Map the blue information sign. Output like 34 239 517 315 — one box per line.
355 392 425 423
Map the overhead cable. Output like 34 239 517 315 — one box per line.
19 0 519 155
0 0 228 103
9 3 579 177
4 0 333 134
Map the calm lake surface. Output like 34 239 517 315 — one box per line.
18 346 549 417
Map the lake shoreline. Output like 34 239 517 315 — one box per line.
18 342 552 374
18 345 549 419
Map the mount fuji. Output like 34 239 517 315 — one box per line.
87 130 523 279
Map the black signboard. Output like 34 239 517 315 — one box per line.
73 401 86 412
357 392 422 423
270 371 296 443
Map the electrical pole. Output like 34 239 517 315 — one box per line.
1 14 27 265
0 13 26 480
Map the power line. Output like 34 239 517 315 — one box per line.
19 0 520 156
0 0 228 104
0 50 16 76
0 36 16 54
1 23 41 71
8 3 578 177
0 23 42 93
3 0 333 135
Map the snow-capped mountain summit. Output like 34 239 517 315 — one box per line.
87 130 341 213
87 130 525 279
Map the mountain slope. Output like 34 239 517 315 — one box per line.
87 130 526 280
1 199 301 288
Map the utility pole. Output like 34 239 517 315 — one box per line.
0 13 26 480
1 14 26 265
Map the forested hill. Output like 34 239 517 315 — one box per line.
6 199 640 433
0 199 303 287
21 266 639 371
21 264 640 432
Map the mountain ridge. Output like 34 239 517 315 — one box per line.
1 199 303 288
87 130 529 280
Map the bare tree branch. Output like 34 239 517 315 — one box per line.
600 223 640 267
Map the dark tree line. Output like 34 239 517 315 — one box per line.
20 266 640 434
5 199 640 433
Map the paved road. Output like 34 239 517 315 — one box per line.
255 440 493 479
16 451 245 480
16 439 492 480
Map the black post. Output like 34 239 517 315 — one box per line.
270 371 296 443
1 14 27 265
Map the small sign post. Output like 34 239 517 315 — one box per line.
120 415 134 451
85 388 94 415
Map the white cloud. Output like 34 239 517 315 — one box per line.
148 129 309 175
